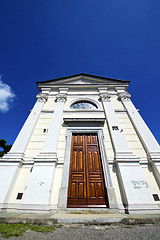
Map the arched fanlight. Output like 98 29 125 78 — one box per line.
70 101 98 110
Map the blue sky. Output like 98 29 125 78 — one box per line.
0 0 160 145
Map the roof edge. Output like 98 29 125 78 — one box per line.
36 73 130 85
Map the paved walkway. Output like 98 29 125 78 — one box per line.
0 211 160 225
1 225 160 240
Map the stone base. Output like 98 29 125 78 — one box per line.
125 204 160 214
1 202 160 215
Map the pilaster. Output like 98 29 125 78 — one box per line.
116 161 159 213
98 88 132 157
0 91 50 210
3 92 49 161
37 88 68 161
117 89 160 161
0 160 22 210
117 88 160 193
21 89 68 209
20 161 56 211
99 88 159 213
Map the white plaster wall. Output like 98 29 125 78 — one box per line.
64 97 76 108
116 113 147 158
50 166 63 206
23 164 55 205
23 95 55 158
57 126 66 160
0 165 19 203
67 90 98 97
111 96 125 110
8 166 31 204
118 163 154 205
24 113 52 158
27 142 44 149
63 112 105 119
141 164 160 204
103 122 114 158
30 135 46 142
109 165 123 205
42 96 55 111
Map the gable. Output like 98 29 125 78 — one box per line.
37 73 130 87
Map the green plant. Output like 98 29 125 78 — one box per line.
0 223 60 238
0 139 12 157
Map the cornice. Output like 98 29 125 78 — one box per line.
36 73 130 85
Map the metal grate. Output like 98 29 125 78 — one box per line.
16 193 23 200
153 194 160 201
112 126 119 130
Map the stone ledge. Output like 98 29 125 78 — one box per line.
63 118 105 123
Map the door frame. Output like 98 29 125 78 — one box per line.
58 127 115 209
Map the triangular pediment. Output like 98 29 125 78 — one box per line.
64 78 100 85
37 73 130 87
58 77 112 85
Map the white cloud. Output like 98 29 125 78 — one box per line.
0 77 15 113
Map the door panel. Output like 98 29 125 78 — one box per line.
67 134 107 207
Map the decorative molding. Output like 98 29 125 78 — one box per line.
36 93 48 102
118 92 131 101
99 93 111 102
64 109 104 113
115 109 127 113
114 152 140 163
56 93 67 102
63 118 105 123
41 110 54 114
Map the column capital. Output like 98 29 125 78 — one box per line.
36 93 48 102
56 93 67 102
118 92 131 101
99 93 111 102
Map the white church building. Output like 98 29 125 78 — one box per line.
1 73 160 214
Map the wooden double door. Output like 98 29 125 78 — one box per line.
67 134 107 207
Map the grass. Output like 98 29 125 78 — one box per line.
0 222 60 238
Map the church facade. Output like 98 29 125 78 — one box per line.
1 73 160 214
